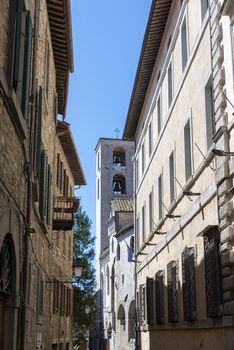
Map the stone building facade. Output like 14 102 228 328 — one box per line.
123 0 234 349
94 138 135 350
0 1 86 350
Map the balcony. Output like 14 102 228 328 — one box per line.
53 196 80 231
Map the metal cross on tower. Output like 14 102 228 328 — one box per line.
114 128 120 139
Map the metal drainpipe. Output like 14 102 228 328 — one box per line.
133 141 139 350
19 1 40 349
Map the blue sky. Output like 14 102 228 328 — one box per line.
66 1 152 234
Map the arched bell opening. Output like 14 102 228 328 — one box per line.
112 174 126 195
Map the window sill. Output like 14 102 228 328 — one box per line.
0 68 28 141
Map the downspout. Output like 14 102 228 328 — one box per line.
19 1 40 349
133 141 140 350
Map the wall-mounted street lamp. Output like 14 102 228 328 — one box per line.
212 149 234 157
46 259 85 284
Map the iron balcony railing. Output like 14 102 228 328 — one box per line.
53 196 80 231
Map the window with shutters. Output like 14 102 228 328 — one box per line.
39 149 52 226
146 278 154 326
182 247 196 321
168 62 173 107
167 261 178 322
57 154 60 187
13 1 33 121
181 17 188 72
158 174 163 220
139 284 146 325
37 275 44 316
149 191 153 233
142 205 145 242
169 151 175 203
157 95 162 135
35 87 43 176
204 227 222 317
205 77 215 150
53 279 60 314
155 270 164 324
184 119 193 181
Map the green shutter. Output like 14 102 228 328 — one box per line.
47 165 52 225
21 11 32 122
36 87 43 175
39 150 48 220
13 0 23 88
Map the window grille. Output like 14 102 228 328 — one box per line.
155 270 164 324
182 247 196 321
204 227 222 317
167 261 178 322
146 278 154 326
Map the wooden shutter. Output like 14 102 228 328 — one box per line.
47 165 52 225
204 227 222 317
56 154 60 187
155 270 164 324
21 11 32 121
146 278 154 326
182 247 196 321
38 279 44 315
39 149 48 220
13 0 23 88
36 87 43 175
167 261 178 322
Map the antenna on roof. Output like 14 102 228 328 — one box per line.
114 128 120 139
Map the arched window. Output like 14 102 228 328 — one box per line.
106 265 110 295
113 147 126 166
117 244 120 261
113 174 126 195
130 236 134 254
117 304 125 329
128 300 135 341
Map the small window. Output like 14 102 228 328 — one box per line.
149 191 153 233
181 18 188 72
205 78 214 149
142 205 145 242
184 120 192 181
141 143 145 175
130 236 134 254
148 122 152 156
169 151 175 203
168 63 173 107
158 174 163 220
111 238 114 253
106 266 110 295
113 174 126 194
157 95 162 135
117 244 120 260
135 159 139 188
113 147 126 166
